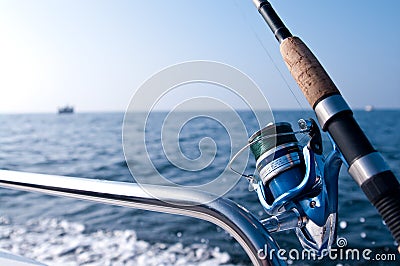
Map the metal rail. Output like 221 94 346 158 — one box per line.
0 170 283 266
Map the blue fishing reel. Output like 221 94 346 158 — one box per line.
243 119 342 254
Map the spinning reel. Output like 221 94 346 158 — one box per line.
231 118 343 254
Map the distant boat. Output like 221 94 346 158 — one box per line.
58 106 74 114
364 105 374 112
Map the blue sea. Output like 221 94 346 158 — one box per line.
0 110 399 265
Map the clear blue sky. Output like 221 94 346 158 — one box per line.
0 0 399 113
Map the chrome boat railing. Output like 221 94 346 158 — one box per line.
0 169 283 266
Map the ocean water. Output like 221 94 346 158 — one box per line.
0 110 399 265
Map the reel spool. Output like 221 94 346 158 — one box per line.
248 122 305 204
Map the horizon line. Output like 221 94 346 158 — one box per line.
1 107 399 115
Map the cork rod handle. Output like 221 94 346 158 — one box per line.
280 36 340 108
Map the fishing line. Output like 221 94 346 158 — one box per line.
233 0 305 111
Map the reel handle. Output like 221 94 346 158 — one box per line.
253 0 400 250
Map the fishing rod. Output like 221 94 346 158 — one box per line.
0 2 398 265
252 0 400 250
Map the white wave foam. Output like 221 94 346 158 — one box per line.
0 216 236 266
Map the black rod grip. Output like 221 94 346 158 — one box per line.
323 109 400 250
326 108 400 249
361 172 400 247
326 112 375 165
